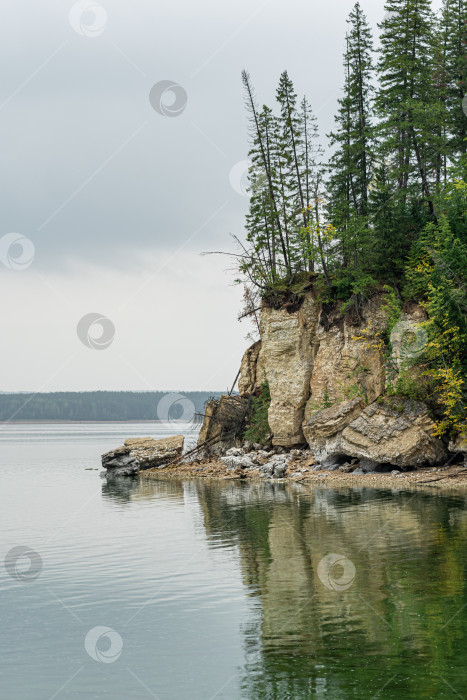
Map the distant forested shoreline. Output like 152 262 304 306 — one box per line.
0 392 222 422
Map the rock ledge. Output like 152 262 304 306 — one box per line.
102 435 184 477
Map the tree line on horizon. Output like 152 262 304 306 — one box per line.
0 392 221 422
236 0 467 436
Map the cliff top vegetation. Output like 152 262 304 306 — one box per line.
233 0 467 437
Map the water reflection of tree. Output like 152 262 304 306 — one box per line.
193 482 467 699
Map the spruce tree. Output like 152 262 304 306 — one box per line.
438 0 467 159
327 3 375 282
242 71 291 276
275 71 307 272
345 2 374 217
300 96 323 271
245 107 277 285
328 35 353 262
376 0 438 215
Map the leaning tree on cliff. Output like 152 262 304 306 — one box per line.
237 0 467 302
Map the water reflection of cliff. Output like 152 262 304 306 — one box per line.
193 481 467 699
102 476 467 697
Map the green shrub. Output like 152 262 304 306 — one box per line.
244 381 271 444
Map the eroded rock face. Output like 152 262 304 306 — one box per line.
259 294 321 447
102 435 184 476
238 293 388 448
238 340 262 396
302 398 365 465
307 295 387 410
340 399 447 469
236 293 440 469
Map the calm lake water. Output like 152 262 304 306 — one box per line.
1 422 467 699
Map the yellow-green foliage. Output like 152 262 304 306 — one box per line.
381 285 402 335
405 214 467 436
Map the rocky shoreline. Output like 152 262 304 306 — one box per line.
100 436 467 491
140 455 467 491
100 290 467 489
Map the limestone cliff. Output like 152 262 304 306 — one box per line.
254 294 321 446
237 291 448 469
307 294 387 408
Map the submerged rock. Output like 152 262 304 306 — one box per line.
102 435 184 477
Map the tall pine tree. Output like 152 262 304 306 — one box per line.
327 3 375 287
376 0 438 216
438 0 467 159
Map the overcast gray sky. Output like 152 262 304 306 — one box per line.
0 0 441 392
